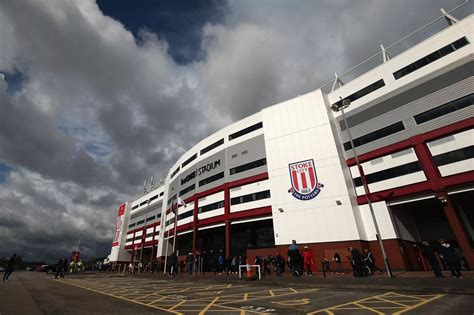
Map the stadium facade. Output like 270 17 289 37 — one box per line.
110 12 473 271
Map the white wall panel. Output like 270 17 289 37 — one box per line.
358 201 397 240
198 208 224 220
439 159 474 177
263 90 365 245
427 129 473 155
198 191 224 207
368 171 427 193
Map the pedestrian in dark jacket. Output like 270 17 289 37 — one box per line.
186 252 194 275
3 254 16 282
421 241 443 278
438 239 462 278
55 258 64 279
363 249 383 274
168 252 178 277
348 247 365 277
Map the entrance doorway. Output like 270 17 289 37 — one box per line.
389 197 459 271
196 226 225 253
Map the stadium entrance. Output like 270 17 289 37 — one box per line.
389 190 473 271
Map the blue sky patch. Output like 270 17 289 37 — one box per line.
97 0 226 64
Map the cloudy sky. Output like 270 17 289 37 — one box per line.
0 0 470 262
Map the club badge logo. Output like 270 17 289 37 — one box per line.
288 159 323 200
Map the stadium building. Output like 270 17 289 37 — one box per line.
110 9 473 271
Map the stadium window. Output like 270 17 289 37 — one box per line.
146 215 156 222
199 172 224 187
136 219 145 225
231 190 271 205
433 146 474 167
171 166 180 179
159 192 164 196
132 205 138 210
331 79 385 108
146 233 153 238
343 121 405 150
182 153 197 168
128 223 136 228
393 37 469 80
200 138 224 155
177 209 194 220
179 183 195 196
230 158 267 175
156 213 162 219
140 201 147 206
198 201 224 214
149 195 158 202
167 194 177 206
229 122 263 141
352 161 422 187
414 94 473 124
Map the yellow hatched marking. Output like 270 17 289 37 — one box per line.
55 279 182 315
352 302 385 314
168 300 188 310
393 294 443 315
309 292 444 315
199 296 219 315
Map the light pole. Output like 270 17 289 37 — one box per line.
332 97 393 277
139 199 151 272
139 176 154 273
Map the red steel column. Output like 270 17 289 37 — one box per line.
438 191 474 268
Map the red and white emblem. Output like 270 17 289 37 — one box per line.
288 159 323 200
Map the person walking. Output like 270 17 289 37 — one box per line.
303 251 314 276
363 249 383 274
287 240 300 277
186 252 194 275
332 252 344 274
348 247 365 277
3 254 17 282
274 253 283 277
55 258 64 279
438 239 462 278
168 252 178 277
421 241 443 278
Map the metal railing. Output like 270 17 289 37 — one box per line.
318 0 472 93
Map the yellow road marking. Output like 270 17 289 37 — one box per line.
352 301 385 314
199 296 219 315
375 296 409 307
55 279 182 315
271 298 310 306
309 291 444 315
393 294 443 315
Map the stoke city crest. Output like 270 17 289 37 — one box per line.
288 159 323 200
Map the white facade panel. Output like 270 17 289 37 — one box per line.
263 90 363 245
198 191 224 206
358 201 397 241
230 179 271 213
368 171 427 193
427 129 473 155
439 159 474 177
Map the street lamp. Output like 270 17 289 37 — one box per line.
139 199 151 272
332 97 393 277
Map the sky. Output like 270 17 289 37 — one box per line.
0 0 471 262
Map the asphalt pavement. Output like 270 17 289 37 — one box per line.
1 271 473 314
